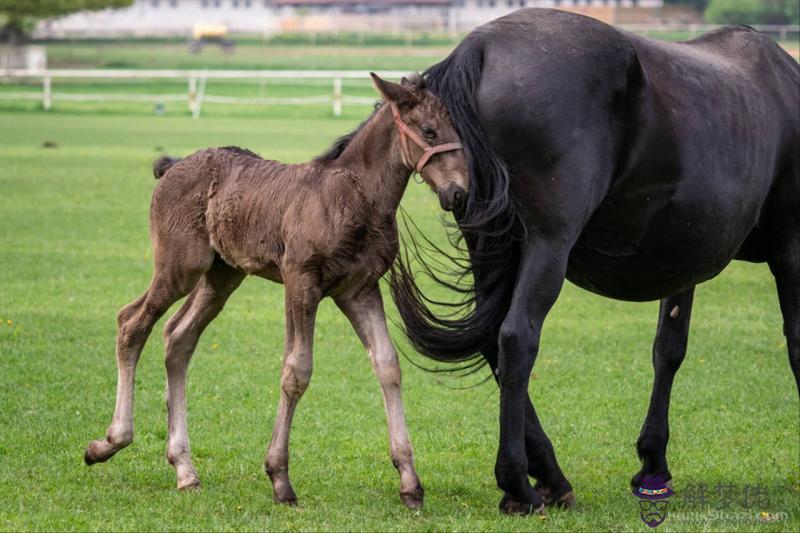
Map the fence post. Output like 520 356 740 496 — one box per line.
333 76 342 117
188 77 197 113
193 72 207 119
42 76 51 111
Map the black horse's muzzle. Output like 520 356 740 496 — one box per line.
439 184 466 212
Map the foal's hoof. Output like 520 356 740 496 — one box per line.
177 476 201 491
274 493 298 507
84 448 100 466
400 485 425 510
499 494 546 516
272 485 298 506
84 439 115 465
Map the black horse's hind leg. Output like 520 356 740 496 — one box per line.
631 287 695 488
495 238 569 515
767 234 800 394
483 347 575 508
772 266 800 393
773 265 800 392
764 161 800 393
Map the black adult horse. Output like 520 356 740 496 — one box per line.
391 9 799 514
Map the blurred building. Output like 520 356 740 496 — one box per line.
34 0 665 38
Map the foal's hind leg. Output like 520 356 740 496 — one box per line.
162 260 245 490
84 238 213 465
336 286 424 509
631 287 695 489
84 255 210 465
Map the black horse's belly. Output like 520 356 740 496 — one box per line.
561 32 783 302
567 190 757 301
566 247 722 301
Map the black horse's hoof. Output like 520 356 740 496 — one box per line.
534 481 576 509
499 494 546 515
631 470 672 489
537 488 576 509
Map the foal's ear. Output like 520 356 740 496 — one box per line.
371 72 419 110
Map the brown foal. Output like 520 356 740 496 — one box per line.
84 73 468 509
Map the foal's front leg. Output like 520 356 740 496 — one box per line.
265 271 321 505
336 286 424 509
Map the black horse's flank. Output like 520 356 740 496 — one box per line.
392 8 799 514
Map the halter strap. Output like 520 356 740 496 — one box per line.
390 103 463 176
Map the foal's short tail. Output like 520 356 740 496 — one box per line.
153 156 181 179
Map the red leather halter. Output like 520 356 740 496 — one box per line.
390 103 463 175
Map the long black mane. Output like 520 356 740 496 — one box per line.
389 33 523 371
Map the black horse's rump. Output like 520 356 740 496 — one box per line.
391 7 799 514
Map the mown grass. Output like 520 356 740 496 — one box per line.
0 110 798 531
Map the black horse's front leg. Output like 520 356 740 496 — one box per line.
495 238 569 515
632 287 695 488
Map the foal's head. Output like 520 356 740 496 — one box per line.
371 73 469 212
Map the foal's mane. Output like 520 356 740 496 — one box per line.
314 74 426 162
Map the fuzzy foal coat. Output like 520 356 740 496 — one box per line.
152 146 396 296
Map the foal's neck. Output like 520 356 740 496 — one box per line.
330 104 411 216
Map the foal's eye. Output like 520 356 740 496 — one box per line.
421 126 437 140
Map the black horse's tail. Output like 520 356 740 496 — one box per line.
390 34 522 371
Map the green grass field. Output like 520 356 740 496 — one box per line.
1 108 798 532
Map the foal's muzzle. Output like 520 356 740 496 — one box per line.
439 184 466 212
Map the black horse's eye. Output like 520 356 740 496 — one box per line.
422 126 437 140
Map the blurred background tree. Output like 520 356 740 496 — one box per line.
705 0 800 25
0 0 133 44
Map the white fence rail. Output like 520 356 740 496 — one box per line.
0 69 409 117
